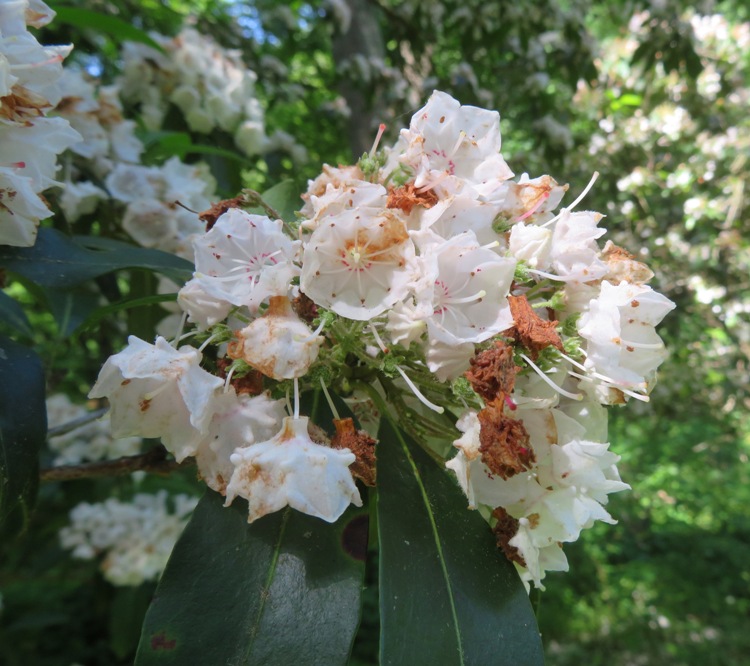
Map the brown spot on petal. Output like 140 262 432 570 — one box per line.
386 182 439 215
332 418 377 486
492 507 526 567
341 514 369 561
465 340 520 404
139 398 152 412
504 294 564 360
121 379 131 386
478 404 535 480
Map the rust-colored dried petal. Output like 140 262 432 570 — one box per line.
386 182 439 215
199 197 247 230
505 294 564 359
492 506 526 567
477 404 535 480
292 293 319 323
464 340 520 403
331 417 377 487
215 357 264 396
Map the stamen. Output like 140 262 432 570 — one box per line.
481 240 501 251
395 365 444 413
520 353 583 401
293 377 300 419
224 366 235 393
542 171 599 228
568 370 650 402
516 191 550 221
142 382 171 402
370 123 386 155
198 332 220 353
300 318 326 343
369 324 388 353
616 338 664 350
560 353 648 392
449 130 466 157
170 312 188 348
319 377 341 421
443 289 486 306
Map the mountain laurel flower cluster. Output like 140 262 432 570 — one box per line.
91 91 674 587
0 0 81 246
59 491 198 586
118 27 265 156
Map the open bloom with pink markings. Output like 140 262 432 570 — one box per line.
91 90 673 588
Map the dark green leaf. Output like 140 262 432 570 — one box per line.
135 492 367 666
77 294 177 335
0 228 193 288
141 131 250 164
0 291 32 337
0 337 46 536
53 7 166 53
377 418 544 666
43 286 100 338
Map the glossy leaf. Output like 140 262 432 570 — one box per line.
135 392 367 665
0 229 193 288
0 337 46 536
0 291 32 337
43 286 100 338
135 492 367 666
377 417 544 666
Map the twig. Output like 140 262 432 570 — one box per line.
40 445 194 482
47 408 109 438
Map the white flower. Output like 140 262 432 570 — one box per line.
184 209 300 314
396 90 514 198
549 210 608 283
0 117 81 189
578 280 675 397
418 231 515 344
300 205 416 320
228 296 323 380
89 336 223 462
225 416 362 523
194 390 286 495
60 491 197 586
0 166 50 246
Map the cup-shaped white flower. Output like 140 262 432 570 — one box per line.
397 90 513 198
578 280 676 397
418 231 516 344
194 390 286 495
300 205 416 320
548 210 608 283
225 416 362 523
228 295 323 380
187 209 300 313
89 336 223 462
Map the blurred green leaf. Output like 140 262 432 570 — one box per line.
0 337 46 536
52 7 166 53
377 417 543 665
141 131 250 164
0 291 32 337
0 229 193 289
248 180 301 224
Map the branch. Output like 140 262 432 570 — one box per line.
40 445 194 482
47 407 109 438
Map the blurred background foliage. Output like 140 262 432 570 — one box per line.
1 0 748 664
